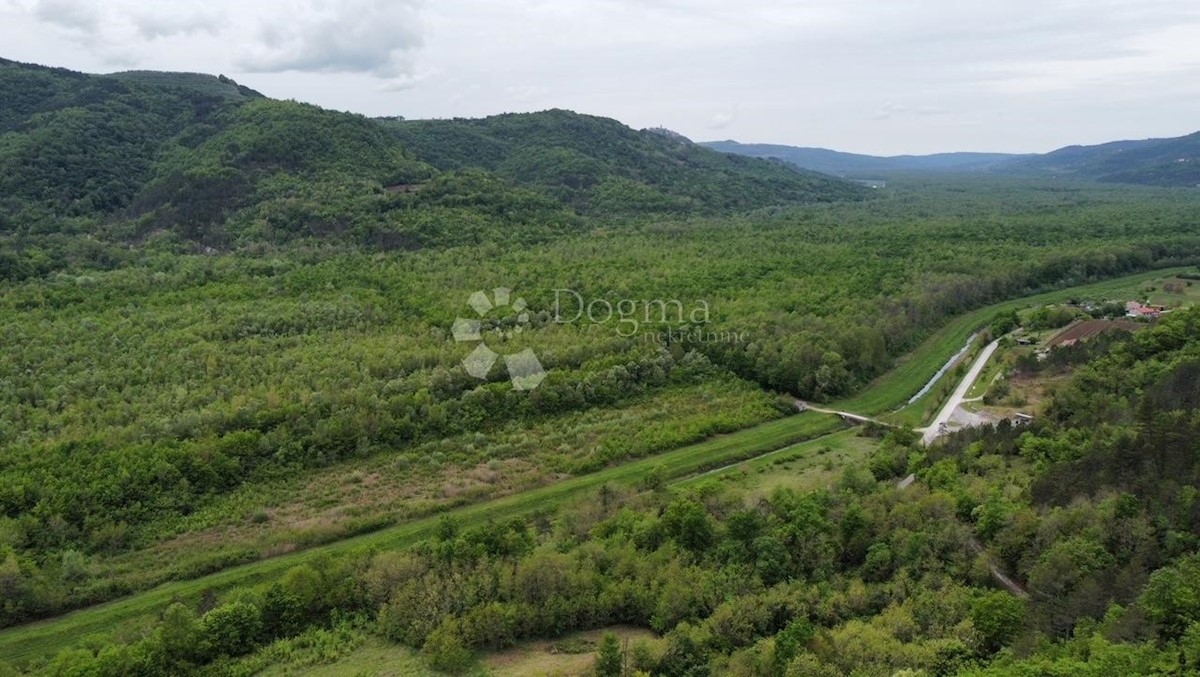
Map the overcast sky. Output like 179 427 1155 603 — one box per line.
2 0 1198 155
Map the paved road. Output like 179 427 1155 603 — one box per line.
921 339 1000 446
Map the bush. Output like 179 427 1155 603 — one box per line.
594 632 623 677
201 600 264 657
159 602 204 664
422 618 473 673
970 591 1027 653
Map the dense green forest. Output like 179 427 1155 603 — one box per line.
382 112 864 213
3 57 1200 676
1 174 1198 633
17 307 1200 676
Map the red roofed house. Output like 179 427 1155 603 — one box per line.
1125 301 1164 319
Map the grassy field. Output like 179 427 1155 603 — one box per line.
1144 275 1200 307
72 379 782 603
239 630 438 677
484 626 660 677
680 428 877 500
225 623 659 677
256 639 435 677
0 413 842 665
884 337 984 428
965 354 1006 400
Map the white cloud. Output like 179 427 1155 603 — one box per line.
237 0 424 78
33 0 99 32
130 6 225 40
376 68 435 92
2 0 1199 154
977 22 1200 95
708 110 737 130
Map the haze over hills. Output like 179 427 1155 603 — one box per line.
699 141 1027 177
703 133 1200 187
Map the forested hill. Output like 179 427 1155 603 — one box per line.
705 132 1200 187
998 131 1200 186
0 58 865 268
0 58 265 227
0 57 435 250
383 111 865 213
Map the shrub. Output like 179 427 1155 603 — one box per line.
594 632 623 677
422 618 473 673
970 591 1027 653
201 601 264 657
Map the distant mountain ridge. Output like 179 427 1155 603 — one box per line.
703 133 1200 187
1000 132 1200 186
699 141 1026 176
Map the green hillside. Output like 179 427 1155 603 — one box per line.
1001 132 1200 186
383 110 866 213
102 71 265 102
0 58 237 225
0 60 865 270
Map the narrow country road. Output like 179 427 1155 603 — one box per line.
921 339 1000 446
795 401 894 428
968 537 1030 598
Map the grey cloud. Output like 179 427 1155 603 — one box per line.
33 0 99 32
3 0 1198 155
130 8 225 40
376 69 435 92
238 0 424 79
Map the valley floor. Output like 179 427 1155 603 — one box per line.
0 266 1189 669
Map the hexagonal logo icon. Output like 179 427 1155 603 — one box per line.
453 287 546 390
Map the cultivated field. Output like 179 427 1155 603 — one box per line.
1047 319 1141 347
